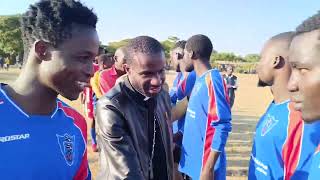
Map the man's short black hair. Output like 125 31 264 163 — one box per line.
185 34 213 60
296 11 320 35
21 0 97 59
115 46 129 63
97 53 113 62
106 52 114 57
173 40 186 49
126 36 164 64
99 47 106 55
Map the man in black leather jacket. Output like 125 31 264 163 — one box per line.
96 36 173 180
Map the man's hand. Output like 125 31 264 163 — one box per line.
200 150 220 180
200 169 214 180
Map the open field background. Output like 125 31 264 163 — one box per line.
1 68 273 179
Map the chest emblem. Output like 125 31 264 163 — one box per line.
261 114 278 136
57 133 75 166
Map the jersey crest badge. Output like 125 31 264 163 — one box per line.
261 114 278 136
57 133 75 166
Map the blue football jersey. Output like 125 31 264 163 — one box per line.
170 71 196 135
249 101 320 180
309 145 320 180
169 72 183 105
179 69 231 180
0 84 90 180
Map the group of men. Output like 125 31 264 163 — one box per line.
0 0 320 180
248 12 320 180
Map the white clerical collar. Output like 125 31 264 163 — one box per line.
144 96 150 101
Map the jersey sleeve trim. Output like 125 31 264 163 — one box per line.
281 102 304 180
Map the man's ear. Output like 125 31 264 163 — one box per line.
273 55 285 69
190 51 198 60
34 40 51 61
124 63 130 73
177 52 184 60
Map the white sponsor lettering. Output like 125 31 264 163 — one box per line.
187 108 196 118
0 134 30 143
251 154 268 175
256 167 267 176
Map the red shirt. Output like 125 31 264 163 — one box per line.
82 63 99 118
99 65 118 95
93 63 99 73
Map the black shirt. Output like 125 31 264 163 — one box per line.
124 79 168 180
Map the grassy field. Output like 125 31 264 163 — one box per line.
1 68 272 179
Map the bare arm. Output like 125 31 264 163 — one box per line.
170 97 188 123
200 150 220 180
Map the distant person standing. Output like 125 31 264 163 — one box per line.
89 53 114 152
4 56 10 71
169 40 196 180
179 34 231 180
98 46 127 94
85 54 114 152
223 65 238 108
16 54 23 69
0 56 4 69
90 53 115 98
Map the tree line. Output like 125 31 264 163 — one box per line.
0 15 259 66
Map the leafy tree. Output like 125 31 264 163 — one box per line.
0 15 23 61
244 54 260 63
103 36 180 57
210 52 244 63
104 38 131 54
167 36 179 43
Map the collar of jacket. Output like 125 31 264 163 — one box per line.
123 76 158 109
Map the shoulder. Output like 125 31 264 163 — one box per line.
156 89 172 117
91 72 100 82
209 69 222 76
186 71 197 81
99 68 111 78
0 84 11 110
158 89 171 107
57 100 87 135
158 89 170 101
57 100 85 121
200 69 223 84
97 82 128 111
174 72 182 80
96 85 127 135
105 82 125 102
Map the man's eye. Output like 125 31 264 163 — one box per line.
79 56 89 59
77 56 90 62
291 64 297 69
144 72 153 76
299 68 309 74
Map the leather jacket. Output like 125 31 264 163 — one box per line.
96 77 174 180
